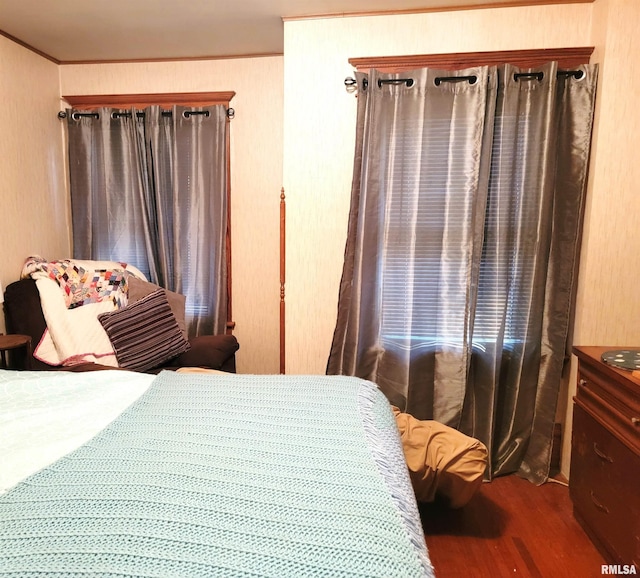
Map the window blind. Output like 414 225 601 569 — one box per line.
379 109 539 349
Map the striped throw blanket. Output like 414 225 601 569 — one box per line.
0 371 434 577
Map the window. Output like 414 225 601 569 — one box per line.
65 91 235 335
379 116 476 351
349 48 593 352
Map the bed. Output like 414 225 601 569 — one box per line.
0 369 435 577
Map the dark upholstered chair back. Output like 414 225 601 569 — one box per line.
3 279 51 370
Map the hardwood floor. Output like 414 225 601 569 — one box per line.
420 474 606 578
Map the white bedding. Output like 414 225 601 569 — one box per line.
0 369 153 493
33 278 119 367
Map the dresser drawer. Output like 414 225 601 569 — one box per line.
571 403 640 564
577 363 640 454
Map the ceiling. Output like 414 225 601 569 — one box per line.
0 0 583 63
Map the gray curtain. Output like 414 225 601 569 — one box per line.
67 105 228 336
327 63 598 483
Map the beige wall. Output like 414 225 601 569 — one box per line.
283 0 640 479
59 57 284 374
282 3 594 375
560 0 640 477
574 0 640 347
0 36 70 333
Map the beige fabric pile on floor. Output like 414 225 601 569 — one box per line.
392 406 488 508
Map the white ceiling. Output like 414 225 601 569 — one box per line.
0 0 573 63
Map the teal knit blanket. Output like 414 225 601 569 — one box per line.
0 372 433 577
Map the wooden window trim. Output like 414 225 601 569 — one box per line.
62 91 235 110
348 47 593 72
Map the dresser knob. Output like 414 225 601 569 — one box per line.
593 443 613 463
590 491 610 514
632 417 640 426
579 378 588 387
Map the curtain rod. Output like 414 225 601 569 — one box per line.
344 69 585 90
57 108 235 120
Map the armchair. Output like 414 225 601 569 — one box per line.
2 279 238 373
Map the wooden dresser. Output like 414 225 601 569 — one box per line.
570 346 640 567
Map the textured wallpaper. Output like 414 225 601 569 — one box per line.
561 0 640 479
280 1 640 479
0 36 70 334
282 3 595 376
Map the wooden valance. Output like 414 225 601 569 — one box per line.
348 47 594 73
62 91 235 110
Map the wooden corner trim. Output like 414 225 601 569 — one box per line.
62 91 236 110
0 29 60 64
283 0 594 21
280 187 286 375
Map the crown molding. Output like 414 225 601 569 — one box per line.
0 29 59 64
282 0 594 21
58 53 283 66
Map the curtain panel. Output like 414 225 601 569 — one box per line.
327 63 598 483
67 105 229 337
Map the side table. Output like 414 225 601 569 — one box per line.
0 334 32 370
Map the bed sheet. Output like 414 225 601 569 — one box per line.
0 369 153 493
